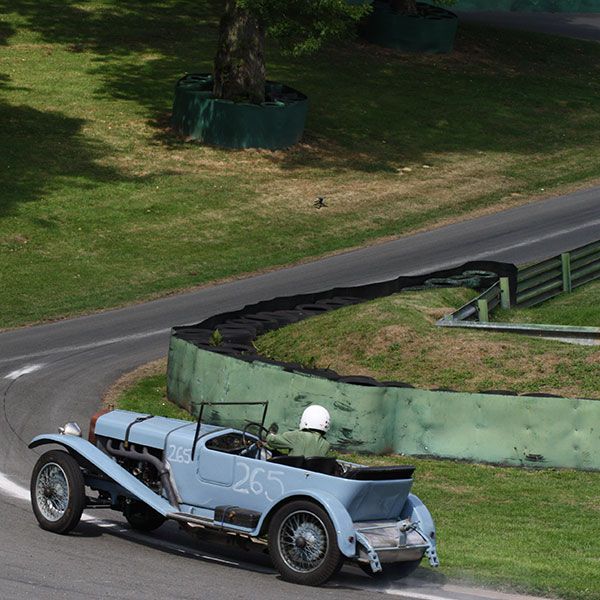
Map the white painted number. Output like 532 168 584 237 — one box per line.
250 468 264 495
265 470 285 502
232 463 251 494
167 445 192 464
232 463 284 501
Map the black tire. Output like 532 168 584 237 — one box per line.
359 558 422 579
30 450 85 534
338 376 382 387
268 500 343 586
124 500 166 532
294 304 329 315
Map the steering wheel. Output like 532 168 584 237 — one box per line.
242 421 270 449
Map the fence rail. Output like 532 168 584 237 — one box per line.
438 238 600 336
515 240 600 307
439 279 507 325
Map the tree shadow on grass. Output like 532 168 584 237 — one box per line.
4 1 600 175
0 0 220 55
0 96 128 216
265 23 600 172
0 19 15 44
0 20 129 216
109 18 600 175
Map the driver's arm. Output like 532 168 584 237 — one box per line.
265 431 297 453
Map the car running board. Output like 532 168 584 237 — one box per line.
167 506 261 532
167 512 214 528
214 505 261 529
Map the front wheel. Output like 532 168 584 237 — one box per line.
268 500 343 586
31 450 85 534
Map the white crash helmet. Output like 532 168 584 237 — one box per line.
299 405 331 433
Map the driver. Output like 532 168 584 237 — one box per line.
264 405 331 457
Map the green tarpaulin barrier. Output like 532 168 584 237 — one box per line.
167 338 600 471
171 74 308 150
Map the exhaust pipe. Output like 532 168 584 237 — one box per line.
104 439 178 508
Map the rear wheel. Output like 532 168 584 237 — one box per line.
31 450 85 534
124 500 166 532
268 500 343 586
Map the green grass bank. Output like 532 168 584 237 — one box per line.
112 373 600 600
2 2 600 327
255 287 600 398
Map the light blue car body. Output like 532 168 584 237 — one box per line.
30 410 438 571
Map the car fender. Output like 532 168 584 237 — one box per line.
402 493 436 539
401 492 438 565
258 489 356 558
29 434 177 516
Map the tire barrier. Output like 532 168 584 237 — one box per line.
169 262 513 398
172 263 510 348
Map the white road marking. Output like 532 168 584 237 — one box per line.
382 588 546 600
402 219 600 275
0 471 239 566
443 585 550 600
2 471 550 598
469 219 600 259
0 328 170 365
4 364 45 380
0 472 30 501
384 590 458 600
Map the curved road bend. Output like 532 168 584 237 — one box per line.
1 187 599 599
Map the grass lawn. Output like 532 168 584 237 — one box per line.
255 287 600 398
2 2 600 327
495 280 600 327
114 368 192 421
350 453 600 600
111 373 600 600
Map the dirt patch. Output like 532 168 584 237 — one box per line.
367 325 421 355
421 307 455 322
250 153 513 220
586 353 600 365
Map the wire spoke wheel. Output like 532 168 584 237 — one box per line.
30 450 85 534
268 500 343 586
279 511 328 573
35 462 70 522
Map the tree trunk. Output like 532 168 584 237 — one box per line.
390 0 418 14
213 0 266 104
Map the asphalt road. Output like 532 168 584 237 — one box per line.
457 11 600 42
1 185 599 599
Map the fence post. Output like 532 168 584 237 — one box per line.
561 252 572 293
477 298 489 323
500 277 511 309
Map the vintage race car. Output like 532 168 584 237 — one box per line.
29 402 439 586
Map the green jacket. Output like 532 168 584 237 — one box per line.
266 430 330 458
